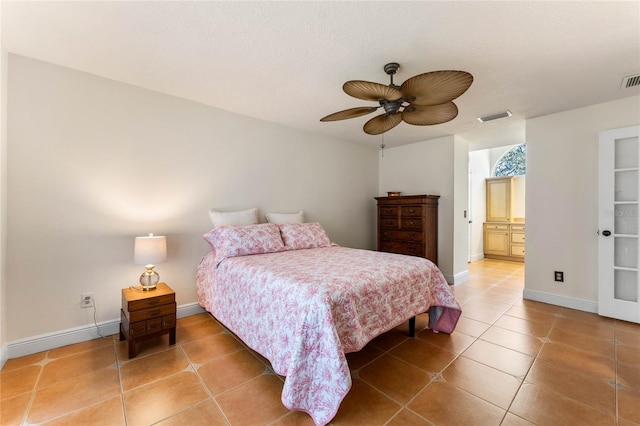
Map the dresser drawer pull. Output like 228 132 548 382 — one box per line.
148 310 161 317
407 221 415 226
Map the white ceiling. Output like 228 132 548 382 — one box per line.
2 1 639 149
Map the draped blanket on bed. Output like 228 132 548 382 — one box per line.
196 245 461 425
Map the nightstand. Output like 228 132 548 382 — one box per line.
119 282 176 358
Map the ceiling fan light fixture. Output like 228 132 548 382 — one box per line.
321 62 473 134
477 110 512 123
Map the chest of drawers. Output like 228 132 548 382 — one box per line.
119 282 176 358
375 194 440 264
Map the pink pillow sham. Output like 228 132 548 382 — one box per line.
279 222 332 250
204 223 285 267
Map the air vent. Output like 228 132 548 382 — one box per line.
621 74 640 89
477 110 512 123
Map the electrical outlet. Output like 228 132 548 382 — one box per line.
554 271 564 282
80 293 94 308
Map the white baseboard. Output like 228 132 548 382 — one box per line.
470 253 485 262
444 269 470 285
4 303 205 361
1 342 7 370
523 289 598 313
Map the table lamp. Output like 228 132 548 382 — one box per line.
134 233 167 290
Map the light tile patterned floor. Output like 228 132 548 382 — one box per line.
1 259 639 425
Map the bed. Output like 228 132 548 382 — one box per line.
196 222 461 425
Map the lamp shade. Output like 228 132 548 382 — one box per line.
134 233 167 265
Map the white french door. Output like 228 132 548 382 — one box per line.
598 125 640 323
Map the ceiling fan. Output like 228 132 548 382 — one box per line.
320 62 473 135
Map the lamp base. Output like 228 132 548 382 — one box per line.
139 267 159 291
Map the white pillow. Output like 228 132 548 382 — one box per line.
208 207 258 227
265 211 304 224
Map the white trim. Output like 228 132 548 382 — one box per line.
470 253 485 262
444 269 470 285
1 343 8 370
5 302 205 360
523 289 598 313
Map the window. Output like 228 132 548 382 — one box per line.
493 144 526 177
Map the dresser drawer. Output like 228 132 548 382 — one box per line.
401 205 422 217
401 218 422 230
379 206 398 217
379 229 423 242
380 240 423 257
379 217 398 228
126 302 176 323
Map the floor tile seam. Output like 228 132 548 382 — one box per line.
540 338 617 365
358 354 460 408
120 365 201 396
181 345 247 367
426 373 511 416
28 394 125 426
379 406 414 426
515 380 619 421
347 348 389 374
114 341 128 426
356 372 432 409
362 349 441 384
46 339 118 362
516 321 619 422
178 343 218 402
17 348 55 426
456 351 528 384
206 370 282 401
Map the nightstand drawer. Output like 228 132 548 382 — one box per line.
126 302 176 323
130 321 147 337
146 317 162 333
124 293 175 313
162 314 176 329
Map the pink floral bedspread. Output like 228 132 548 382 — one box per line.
196 246 461 425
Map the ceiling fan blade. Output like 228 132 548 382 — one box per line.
320 106 379 122
400 71 473 106
402 102 459 125
363 112 403 135
343 80 403 102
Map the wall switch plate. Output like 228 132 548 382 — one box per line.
554 271 564 282
80 293 94 308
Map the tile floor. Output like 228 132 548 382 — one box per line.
1 259 639 425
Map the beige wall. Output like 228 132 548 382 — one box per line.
378 135 470 282
1 41 7 363
6 55 379 343
525 96 640 309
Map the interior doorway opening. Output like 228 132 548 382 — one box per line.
468 144 526 265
